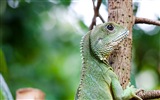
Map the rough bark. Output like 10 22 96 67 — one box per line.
108 0 134 89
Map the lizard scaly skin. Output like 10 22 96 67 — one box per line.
75 22 142 100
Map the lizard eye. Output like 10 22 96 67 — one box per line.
106 24 114 31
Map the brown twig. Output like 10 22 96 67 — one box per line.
89 0 98 30
92 0 96 12
136 90 160 100
99 14 105 23
135 17 160 26
96 0 102 11
89 0 105 30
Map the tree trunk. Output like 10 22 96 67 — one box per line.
108 0 134 89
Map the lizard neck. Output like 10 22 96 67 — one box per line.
80 31 102 73
77 31 109 98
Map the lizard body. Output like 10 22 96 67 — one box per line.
75 22 141 100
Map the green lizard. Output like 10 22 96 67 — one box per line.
75 22 142 100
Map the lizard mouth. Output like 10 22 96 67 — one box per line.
112 30 129 43
96 30 129 47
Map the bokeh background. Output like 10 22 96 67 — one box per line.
0 0 160 100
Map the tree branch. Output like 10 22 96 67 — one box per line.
96 0 102 11
92 0 96 11
99 14 105 23
89 0 105 30
89 0 97 30
135 17 160 26
136 90 160 100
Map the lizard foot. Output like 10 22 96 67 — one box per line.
125 82 143 100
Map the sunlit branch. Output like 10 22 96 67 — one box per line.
99 14 105 23
135 17 160 26
136 90 160 100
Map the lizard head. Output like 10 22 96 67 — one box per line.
90 22 129 62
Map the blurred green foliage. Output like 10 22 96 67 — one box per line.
0 90 5 100
1 0 85 99
132 26 160 89
0 0 159 100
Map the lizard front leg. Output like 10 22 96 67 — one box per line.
102 68 142 100
111 78 142 100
